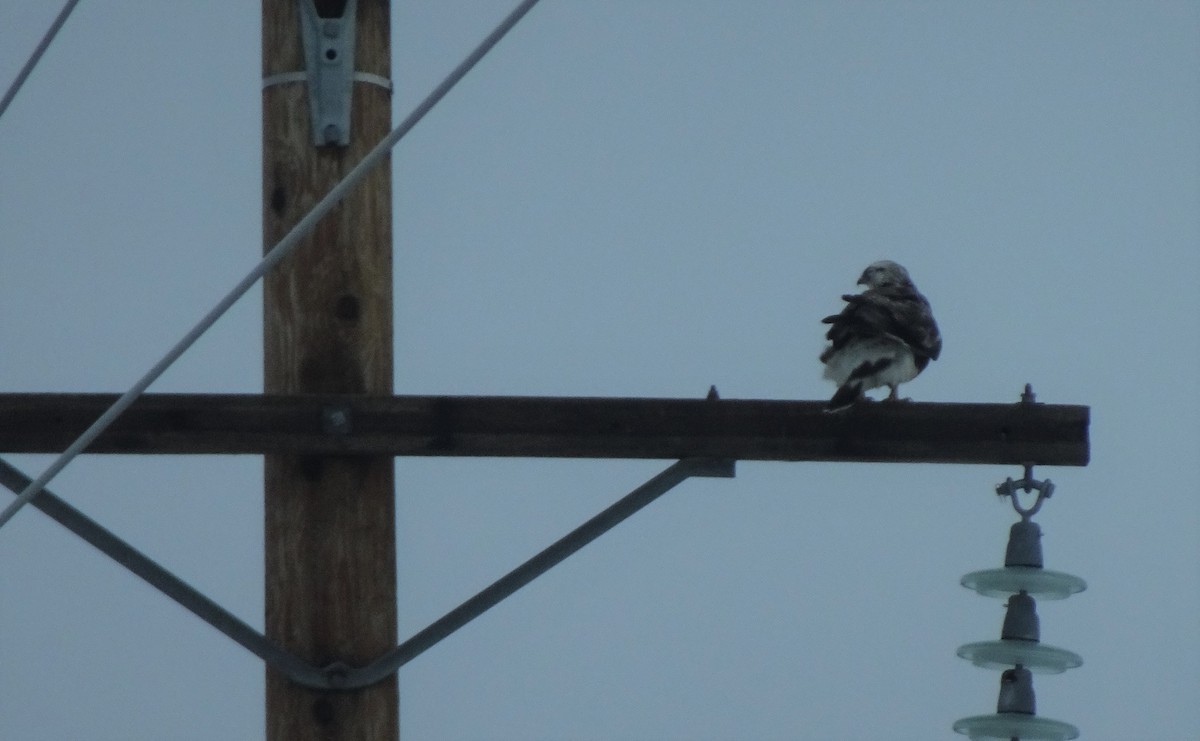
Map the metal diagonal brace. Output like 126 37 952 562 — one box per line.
340 457 736 688
0 458 327 687
0 456 733 690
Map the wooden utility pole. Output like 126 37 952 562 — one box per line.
262 1 396 739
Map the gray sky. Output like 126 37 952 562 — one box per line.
2 2 1198 739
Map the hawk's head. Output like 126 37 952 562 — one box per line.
857 260 912 289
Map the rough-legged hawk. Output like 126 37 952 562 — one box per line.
820 260 942 411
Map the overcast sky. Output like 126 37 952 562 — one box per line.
2 2 1198 739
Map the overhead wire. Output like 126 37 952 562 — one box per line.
0 0 543 530
0 0 82 122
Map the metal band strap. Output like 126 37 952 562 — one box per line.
261 71 392 92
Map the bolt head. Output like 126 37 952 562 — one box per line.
322 406 352 435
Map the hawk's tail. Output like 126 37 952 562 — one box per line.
825 381 862 413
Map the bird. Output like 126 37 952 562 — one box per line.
819 260 942 412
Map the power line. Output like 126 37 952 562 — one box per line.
0 0 82 122
0 0 543 531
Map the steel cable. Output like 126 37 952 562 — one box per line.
0 0 82 121
0 0 543 530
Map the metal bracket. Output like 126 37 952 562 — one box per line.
261 0 391 147
299 0 358 147
996 464 1054 521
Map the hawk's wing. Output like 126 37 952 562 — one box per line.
820 285 941 365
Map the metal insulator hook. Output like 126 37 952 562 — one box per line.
996 463 1055 520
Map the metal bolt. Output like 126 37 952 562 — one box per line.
322 406 352 435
